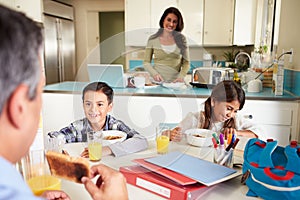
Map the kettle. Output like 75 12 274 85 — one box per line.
247 79 262 93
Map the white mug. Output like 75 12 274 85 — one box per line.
133 76 145 88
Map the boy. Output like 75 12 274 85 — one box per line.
49 82 148 157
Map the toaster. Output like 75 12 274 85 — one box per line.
191 67 234 86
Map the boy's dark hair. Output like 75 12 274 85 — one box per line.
82 82 114 104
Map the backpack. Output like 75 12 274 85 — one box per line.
242 138 300 200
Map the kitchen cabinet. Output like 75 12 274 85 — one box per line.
233 0 257 45
0 0 42 22
150 0 177 30
203 0 235 46
125 0 203 46
238 100 299 147
125 0 151 46
178 0 203 46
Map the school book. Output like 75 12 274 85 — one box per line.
133 158 197 186
145 151 239 186
120 165 210 200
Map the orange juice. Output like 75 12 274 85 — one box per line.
27 175 61 196
156 135 170 154
88 142 102 161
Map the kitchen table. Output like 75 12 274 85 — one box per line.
59 140 253 200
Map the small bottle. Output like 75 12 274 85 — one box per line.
233 69 241 85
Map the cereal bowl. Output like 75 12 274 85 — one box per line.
184 129 213 147
102 130 127 146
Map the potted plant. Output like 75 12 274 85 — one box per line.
223 49 238 68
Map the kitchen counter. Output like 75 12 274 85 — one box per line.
44 81 300 101
42 81 300 145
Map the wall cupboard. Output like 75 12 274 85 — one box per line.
202 0 235 46
125 0 257 46
125 0 203 46
0 0 42 22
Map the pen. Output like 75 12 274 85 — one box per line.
212 137 218 149
216 134 231 163
216 133 225 163
220 138 240 166
212 133 219 144
212 137 220 163
227 133 232 146
230 133 236 146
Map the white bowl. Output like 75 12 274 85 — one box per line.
184 129 213 147
102 130 127 146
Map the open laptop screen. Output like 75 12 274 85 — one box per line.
87 64 125 88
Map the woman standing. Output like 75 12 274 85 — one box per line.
143 7 190 83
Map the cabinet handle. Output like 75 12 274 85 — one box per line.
247 114 253 119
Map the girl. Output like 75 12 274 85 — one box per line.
170 80 264 142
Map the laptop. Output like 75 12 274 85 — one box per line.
87 64 126 88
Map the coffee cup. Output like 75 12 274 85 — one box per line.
128 76 145 88
134 76 145 88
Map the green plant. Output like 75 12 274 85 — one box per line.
255 45 268 54
223 49 238 62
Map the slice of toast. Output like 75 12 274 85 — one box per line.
46 151 90 184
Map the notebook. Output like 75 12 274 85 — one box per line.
87 64 126 88
145 151 239 186
133 158 197 186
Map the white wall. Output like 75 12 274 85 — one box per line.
277 0 300 70
72 0 124 81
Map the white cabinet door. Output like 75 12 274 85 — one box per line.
203 0 234 46
0 0 42 22
150 0 177 30
233 0 257 45
15 0 42 22
0 0 15 8
178 0 203 46
125 0 151 46
239 100 298 146
125 0 203 46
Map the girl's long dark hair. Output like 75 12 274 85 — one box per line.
202 80 245 129
149 7 187 55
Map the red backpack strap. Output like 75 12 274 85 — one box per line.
264 167 294 181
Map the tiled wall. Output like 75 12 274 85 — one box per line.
128 60 226 73
284 68 300 96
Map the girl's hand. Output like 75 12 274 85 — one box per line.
222 128 236 140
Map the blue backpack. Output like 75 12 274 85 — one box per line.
242 138 300 199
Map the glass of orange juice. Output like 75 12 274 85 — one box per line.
87 131 102 161
156 126 170 154
21 150 61 196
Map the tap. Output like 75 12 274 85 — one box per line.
235 52 251 71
